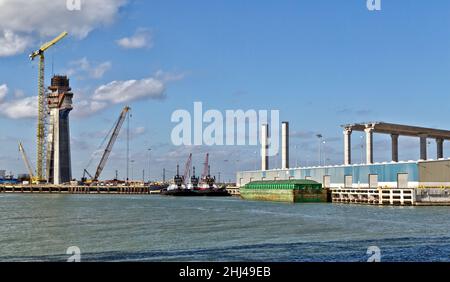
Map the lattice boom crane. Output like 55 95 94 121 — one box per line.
18 142 35 182
94 106 131 181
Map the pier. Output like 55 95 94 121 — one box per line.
331 187 450 206
225 186 240 196
332 188 415 206
0 185 160 195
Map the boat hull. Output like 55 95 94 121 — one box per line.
160 189 197 196
194 188 231 197
161 188 231 197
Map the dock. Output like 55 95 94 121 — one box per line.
0 185 161 195
331 187 450 206
225 186 240 196
332 188 415 206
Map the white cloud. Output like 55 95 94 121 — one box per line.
0 0 127 57
116 28 152 49
155 70 186 82
93 77 165 104
0 84 38 119
67 57 112 79
72 73 170 118
0 96 37 119
0 71 181 119
14 89 25 98
0 84 8 102
135 126 146 135
72 99 108 118
91 62 113 79
118 126 147 141
0 30 31 57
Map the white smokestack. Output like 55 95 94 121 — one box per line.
261 124 269 171
282 122 289 169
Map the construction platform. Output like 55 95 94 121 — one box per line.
0 185 161 195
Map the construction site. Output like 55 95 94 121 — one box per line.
3 31 450 205
0 32 156 194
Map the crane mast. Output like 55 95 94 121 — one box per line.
29 31 68 182
93 106 131 181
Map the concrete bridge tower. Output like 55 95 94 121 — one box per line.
46 76 73 184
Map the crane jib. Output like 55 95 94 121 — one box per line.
93 107 130 181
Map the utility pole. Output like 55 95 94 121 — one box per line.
148 148 152 183
130 160 135 182
316 134 323 166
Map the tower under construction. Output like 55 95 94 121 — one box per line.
46 76 73 184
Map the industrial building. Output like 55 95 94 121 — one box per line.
237 122 450 205
46 75 73 185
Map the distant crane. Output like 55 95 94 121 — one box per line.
18 142 35 183
201 153 209 180
82 106 131 183
182 153 193 185
29 31 68 182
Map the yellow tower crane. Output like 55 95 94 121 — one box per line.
29 31 68 182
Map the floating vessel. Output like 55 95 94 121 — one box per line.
160 165 196 196
193 154 230 197
161 154 230 197
240 180 329 203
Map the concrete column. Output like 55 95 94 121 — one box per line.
343 128 352 165
391 134 399 162
419 134 428 160
261 124 269 171
53 109 60 185
281 122 290 169
365 126 374 164
436 138 444 159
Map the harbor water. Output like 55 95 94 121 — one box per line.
0 194 450 262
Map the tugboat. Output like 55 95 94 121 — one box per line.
161 153 230 197
195 156 230 197
187 166 200 190
160 165 196 196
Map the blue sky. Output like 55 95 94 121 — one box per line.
1 0 450 182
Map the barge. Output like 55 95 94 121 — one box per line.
240 180 329 203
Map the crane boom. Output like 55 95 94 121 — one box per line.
29 31 68 182
201 153 209 179
93 106 130 181
18 142 35 180
29 32 68 60
183 153 192 184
